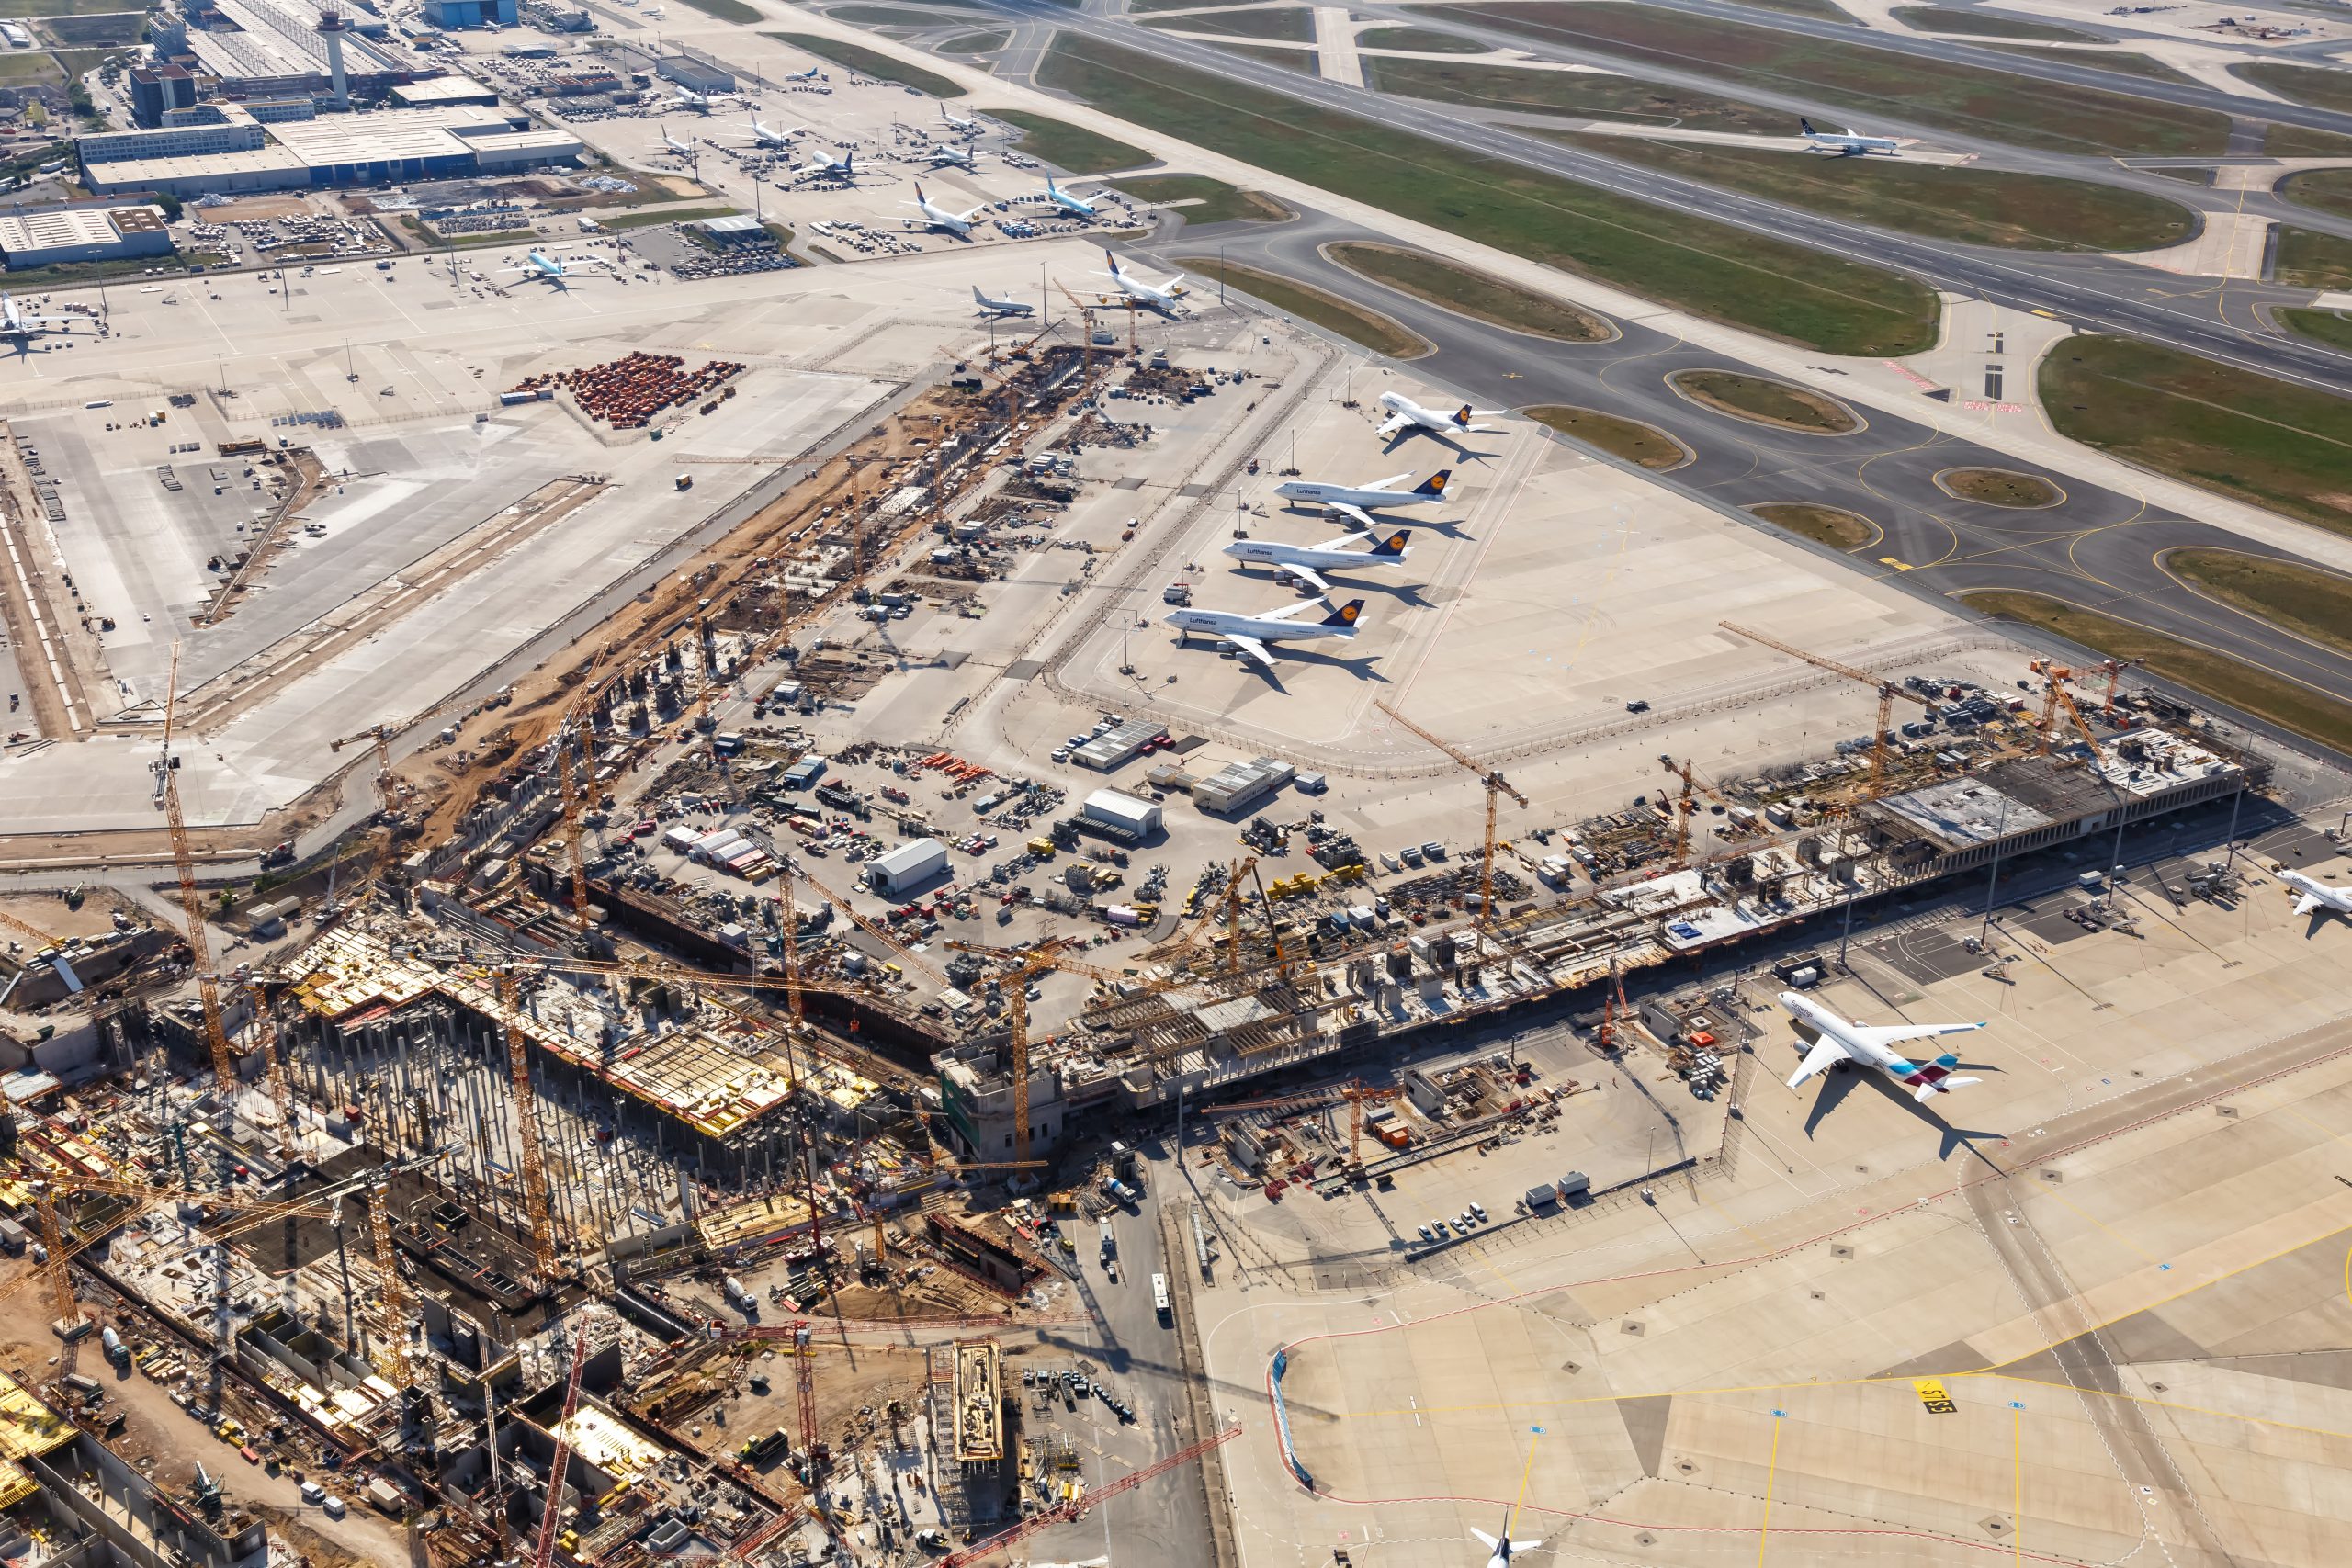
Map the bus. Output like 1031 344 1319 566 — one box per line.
1151 1272 1170 1325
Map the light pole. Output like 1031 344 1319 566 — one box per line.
1978 795 2013 949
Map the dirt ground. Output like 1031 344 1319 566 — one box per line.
203 196 317 222
1 888 131 942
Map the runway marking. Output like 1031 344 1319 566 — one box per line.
1755 1411 1783 1564
1912 1378 1958 1415
2012 1401 2025 1566
1878 555 1914 570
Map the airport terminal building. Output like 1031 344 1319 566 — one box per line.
78 102 582 196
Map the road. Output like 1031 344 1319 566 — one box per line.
1131 205 2352 724
979 0 2352 396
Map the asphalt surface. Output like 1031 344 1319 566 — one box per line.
976 0 2352 395
1137 206 2352 714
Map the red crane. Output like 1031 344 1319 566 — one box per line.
534 1328 593 1568
939 1425 1241 1568
791 1321 821 1488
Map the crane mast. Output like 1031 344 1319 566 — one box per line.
495 970 562 1281
533 1328 594 1568
158 643 235 1094
1374 701 1528 923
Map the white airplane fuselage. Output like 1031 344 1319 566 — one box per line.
2282 868 2352 918
1780 990 1984 1100
1225 534 1409 580
1166 605 1358 647
1275 473 1447 512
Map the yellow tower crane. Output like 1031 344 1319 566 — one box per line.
157 642 235 1095
1719 622 1937 804
1374 701 1529 924
492 969 562 1281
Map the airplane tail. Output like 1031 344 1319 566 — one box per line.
973 286 989 305
1412 468 1451 497
1371 530 1411 558
1453 404 1475 426
1801 118 1818 135
1321 599 1365 629
1103 246 1124 277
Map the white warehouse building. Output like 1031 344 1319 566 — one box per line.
867 839 948 897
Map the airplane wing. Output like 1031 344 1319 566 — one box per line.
1374 412 1413 438
1325 502 1376 529
1786 1037 1849 1091
1365 471 1414 491
1283 564 1331 596
1852 1021 1985 1049
1224 635 1274 670
1251 599 1324 623
2296 893 2324 916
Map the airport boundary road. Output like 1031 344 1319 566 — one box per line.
991 7 2352 395
1159 1197 1241 1568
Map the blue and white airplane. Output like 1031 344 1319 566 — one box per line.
1801 118 1899 156
659 126 698 161
744 116 806 149
1225 529 1412 596
1100 249 1186 312
783 64 821 82
1375 392 1504 440
906 182 984 237
1781 990 1984 1102
940 103 982 135
793 147 857 184
920 141 979 170
0 292 74 343
504 251 614 287
1045 175 1098 218
1166 597 1364 671
1471 1517 1542 1568
972 286 1035 318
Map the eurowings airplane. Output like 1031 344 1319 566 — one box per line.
1274 468 1449 528
506 251 613 286
1165 597 1364 671
1781 990 1984 1102
1224 529 1412 596
1471 1518 1542 1568
1801 118 1899 155
0 292 74 342
1375 392 1505 439
1045 175 1098 218
972 286 1035 318
907 183 984 236
783 65 821 82
2281 868 2352 921
1100 249 1186 311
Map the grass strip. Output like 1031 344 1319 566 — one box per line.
1671 368 1858 432
1429 2 2232 156
2276 308 2352 354
2041 334 2352 539
1750 502 1877 549
989 107 1150 173
935 28 1007 51
2165 547 2352 660
1359 24 1487 51
599 205 740 230
830 6 975 24
2233 62 2352 113
2271 226 2352 291
762 31 963 96
1366 55 1785 134
0 0 137 13
1141 4 1312 39
2266 121 2352 158
1111 174 1292 222
1040 33 1939 354
673 0 761 20
1329 241 1611 340
1938 467 2062 506
1890 5 2095 40
1976 43 2192 84
1176 255 1433 356
1962 591 2352 755
1530 405 1686 467
2279 167 2352 222
1553 132 2192 251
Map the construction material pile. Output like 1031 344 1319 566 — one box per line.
514 353 748 429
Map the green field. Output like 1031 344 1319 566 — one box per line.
1530 405 1686 467
763 31 964 95
2277 308 2352 353
2279 167 2352 221
0 0 131 14
40 12 142 46
1559 134 2192 251
1962 592 2352 755
2149 166 2211 186
1110 173 1291 222
1358 24 1487 51
1176 256 1433 356
1939 467 2062 506
2272 227 2352 291
2041 335 2352 538
1737 0 1853 18
675 0 761 23
2267 121 2352 158
2166 547 2352 659
1328 241 1612 340
0 51 61 83
1670 368 1858 432
1366 55 1785 133
2233 62 2352 113
1204 39 1317 70
1977 44 2193 84
1038 34 1938 354
1890 5 2096 40
935 28 1006 51
1429 3 2233 155
1750 502 1877 550
989 107 1149 173
1142 4 1312 39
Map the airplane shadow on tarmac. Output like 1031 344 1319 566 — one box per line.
1247 647 1391 691
1795 1062 2006 1161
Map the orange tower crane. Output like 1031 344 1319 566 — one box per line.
938 1425 1242 1568
368 1179 413 1387
328 724 398 819
157 642 235 1094
494 969 563 1280
2029 660 2107 762
1374 700 1529 923
1719 622 1936 803
533 1328 594 1568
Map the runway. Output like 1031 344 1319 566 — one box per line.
981 0 2352 394
1147 207 2352 728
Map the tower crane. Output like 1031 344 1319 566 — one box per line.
494 969 563 1281
1657 755 1727 867
938 1424 1242 1568
368 1178 413 1387
328 723 399 821
937 939 1071 1164
2029 660 2107 763
1719 622 1936 804
2093 657 2142 719
156 642 235 1095
533 1327 593 1568
0 905 62 955
1374 700 1529 924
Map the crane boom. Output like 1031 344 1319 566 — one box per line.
533 1328 593 1568
1374 700 1527 924
495 970 562 1281
938 1424 1241 1568
159 642 235 1093
1719 622 1934 804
